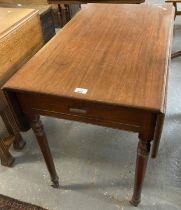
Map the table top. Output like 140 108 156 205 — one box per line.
0 7 37 39
3 4 174 112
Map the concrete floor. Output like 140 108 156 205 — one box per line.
1 1 181 210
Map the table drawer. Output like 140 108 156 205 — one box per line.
15 92 152 132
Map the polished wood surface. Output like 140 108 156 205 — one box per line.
3 4 174 206
4 4 174 112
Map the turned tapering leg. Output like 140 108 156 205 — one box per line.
130 135 151 206
29 114 59 188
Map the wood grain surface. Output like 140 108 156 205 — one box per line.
0 3 51 14
0 8 37 38
0 8 44 87
3 4 174 112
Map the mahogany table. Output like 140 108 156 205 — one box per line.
3 4 174 206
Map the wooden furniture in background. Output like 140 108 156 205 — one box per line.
0 135 15 166
0 95 22 166
48 0 144 27
0 116 15 166
3 4 174 206
165 0 181 58
0 3 55 43
0 7 44 166
0 0 81 28
166 0 181 17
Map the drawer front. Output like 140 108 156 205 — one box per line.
16 92 152 132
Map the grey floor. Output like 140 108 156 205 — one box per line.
1 1 181 210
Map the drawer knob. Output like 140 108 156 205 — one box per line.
69 107 87 114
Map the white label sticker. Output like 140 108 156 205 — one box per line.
74 88 88 94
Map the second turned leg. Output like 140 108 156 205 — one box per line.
29 114 59 188
130 135 151 206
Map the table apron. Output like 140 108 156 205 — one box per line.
15 92 157 135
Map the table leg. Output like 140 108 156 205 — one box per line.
173 2 177 19
65 4 71 22
1 108 26 150
29 114 59 188
130 135 151 206
171 50 181 59
58 4 63 28
0 136 15 167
